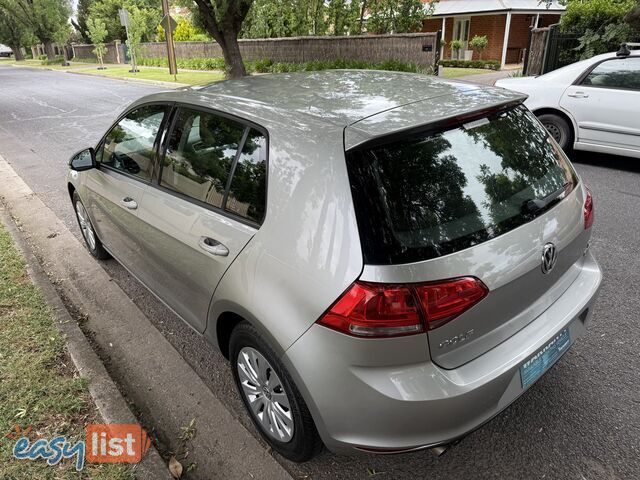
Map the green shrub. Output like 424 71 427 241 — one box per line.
138 56 434 74
470 35 489 60
439 59 500 70
38 54 47 61
561 0 635 34
41 55 65 65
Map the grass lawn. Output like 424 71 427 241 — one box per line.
442 67 497 78
0 58 99 70
0 223 132 479
73 66 225 85
0 59 223 85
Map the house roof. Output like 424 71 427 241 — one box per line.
428 0 566 17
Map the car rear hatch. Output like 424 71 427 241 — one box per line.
345 101 592 369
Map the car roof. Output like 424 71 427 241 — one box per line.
538 49 640 82
136 70 525 148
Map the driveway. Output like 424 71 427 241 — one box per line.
1 65 639 479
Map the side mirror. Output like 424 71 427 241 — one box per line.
69 148 97 171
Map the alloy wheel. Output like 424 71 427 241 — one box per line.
75 200 96 251
236 346 294 442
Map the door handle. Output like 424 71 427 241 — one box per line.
199 236 229 257
121 197 138 210
567 92 589 98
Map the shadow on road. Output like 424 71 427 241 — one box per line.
570 150 640 174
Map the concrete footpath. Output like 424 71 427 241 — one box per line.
0 155 292 480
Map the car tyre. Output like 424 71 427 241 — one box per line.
230 321 323 462
72 192 110 260
538 113 572 151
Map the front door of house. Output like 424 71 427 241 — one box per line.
453 17 470 59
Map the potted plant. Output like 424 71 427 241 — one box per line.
450 39 463 60
470 35 489 60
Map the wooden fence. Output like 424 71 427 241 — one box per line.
71 33 440 69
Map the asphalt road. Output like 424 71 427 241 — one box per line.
1 66 639 480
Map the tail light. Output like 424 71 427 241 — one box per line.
583 188 594 229
317 277 488 338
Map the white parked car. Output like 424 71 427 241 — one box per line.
0 44 13 57
496 46 640 158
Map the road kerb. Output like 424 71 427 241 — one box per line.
0 206 172 480
0 155 294 480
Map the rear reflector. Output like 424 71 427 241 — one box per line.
317 277 488 338
584 188 594 229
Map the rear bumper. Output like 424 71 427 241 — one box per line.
282 251 602 454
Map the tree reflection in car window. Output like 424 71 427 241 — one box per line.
162 109 245 208
225 129 267 223
100 105 166 181
582 58 640 90
347 105 577 264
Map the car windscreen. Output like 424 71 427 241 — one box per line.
346 105 578 265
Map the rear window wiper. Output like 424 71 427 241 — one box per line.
522 182 573 216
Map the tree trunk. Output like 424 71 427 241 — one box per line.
192 0 249 78
43 40 55 60
219 31 246 79
11 45 24 61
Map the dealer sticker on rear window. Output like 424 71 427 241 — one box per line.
520 328 571 389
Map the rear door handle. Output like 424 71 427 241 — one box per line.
199 236 229 257
567 92 589 98
121 197 138 210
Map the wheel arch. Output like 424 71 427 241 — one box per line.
208 302 286 360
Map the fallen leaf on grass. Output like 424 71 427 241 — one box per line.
169 455 183 478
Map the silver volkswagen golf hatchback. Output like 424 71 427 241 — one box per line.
67 70 602 462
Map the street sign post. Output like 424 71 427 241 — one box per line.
160 0 178 79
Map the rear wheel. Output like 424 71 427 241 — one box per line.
72 192 110 260
537 113 572 151
229 322 322 462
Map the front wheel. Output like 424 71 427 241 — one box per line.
72 192 110 260
230 322 322 462
538 113 573 151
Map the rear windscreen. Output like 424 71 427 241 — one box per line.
346 105 577 265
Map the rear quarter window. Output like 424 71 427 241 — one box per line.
346 105 577 265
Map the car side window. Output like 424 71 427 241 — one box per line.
225 129 267 223
161 108 245 208
581 58 640 90
98 105 167 181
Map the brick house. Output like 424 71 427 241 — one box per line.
422 0 565 67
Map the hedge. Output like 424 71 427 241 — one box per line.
438 59 501 70
137 56 434 75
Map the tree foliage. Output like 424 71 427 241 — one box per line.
241 0 433 38
157 15 210 41
561 0 635 33
0 4 33 59
88 0 160 42
0 0 70 58
367 0 428 34
560 0 637 58
86 17 107 66
75 0 94 43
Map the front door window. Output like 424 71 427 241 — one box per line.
453 18 470 60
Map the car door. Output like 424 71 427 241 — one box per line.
135 105 268 332
84 103 169 278
560 56 640 154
